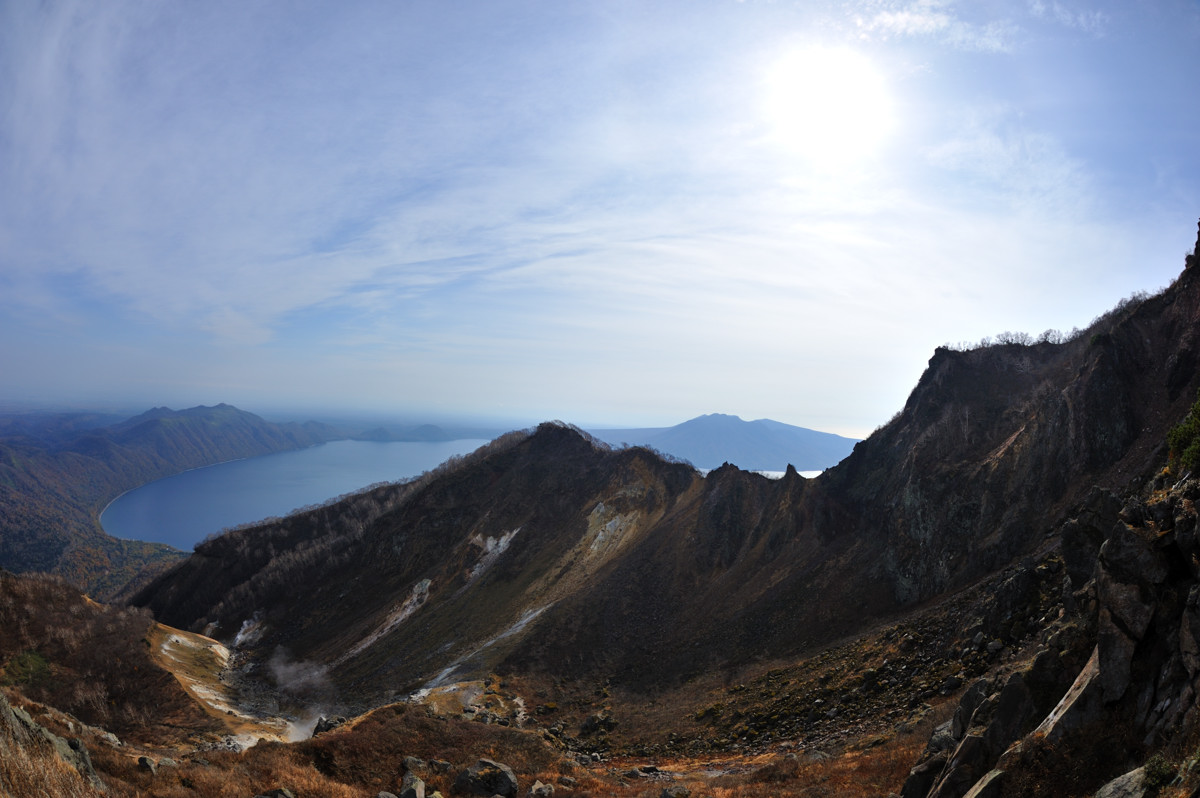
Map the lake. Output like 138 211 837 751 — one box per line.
100 438 489 550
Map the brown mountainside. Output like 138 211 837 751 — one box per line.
133 263 1200 713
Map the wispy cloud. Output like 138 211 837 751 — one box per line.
1028 1 1109 36
924 106 1094 218
853 0 1021 52
0 0 1194 434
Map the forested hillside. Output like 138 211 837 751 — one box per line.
0 404 338 594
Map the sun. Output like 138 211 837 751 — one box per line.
761 45 897 166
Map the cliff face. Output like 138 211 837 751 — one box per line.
822 272 1200 606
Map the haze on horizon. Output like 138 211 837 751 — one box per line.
2 1 1197 439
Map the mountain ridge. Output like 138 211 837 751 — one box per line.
132 265 1200 707
13 235 1200 796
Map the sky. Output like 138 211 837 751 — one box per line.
1 0 1198 438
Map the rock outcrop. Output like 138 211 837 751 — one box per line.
905 475 1200 797
453 757 519 797
0 691 105 794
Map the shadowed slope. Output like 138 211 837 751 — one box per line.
132 266 1200 708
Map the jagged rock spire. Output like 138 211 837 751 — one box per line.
1187 217 1200 269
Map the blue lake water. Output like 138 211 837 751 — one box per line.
100 439 488 550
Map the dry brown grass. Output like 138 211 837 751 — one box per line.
88 742 360 798
0 724 102 798
20 681 933 798
704 737 926 797
298 701 575 795
0 572 218 744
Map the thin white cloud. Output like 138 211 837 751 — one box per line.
1029 1 1109 36
854 0 1020 52
922 105 1095 219
0 0 1194 435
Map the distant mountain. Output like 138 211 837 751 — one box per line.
588 413 858 471
355 424 451 442
353 422 507 442
0 403 341 594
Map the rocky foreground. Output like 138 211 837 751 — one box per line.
8 470 1200 796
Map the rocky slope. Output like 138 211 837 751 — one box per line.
132 253 1200 725
894 469 1200 798
1 233 1199 796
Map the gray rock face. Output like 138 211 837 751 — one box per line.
905 652 1072 798
1031 646 1103 744
1093 766 1147 798
952 679 993 740
1095 521 1168 703
454 758 518 797
929 734 990 798
528 780 554 797
905 475 1200 796
1099 522 1168 587
1061 488 1122 588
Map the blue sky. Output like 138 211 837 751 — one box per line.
1 0 1197 437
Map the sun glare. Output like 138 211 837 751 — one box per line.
762 45 896 166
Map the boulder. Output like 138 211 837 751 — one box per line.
313 715 346 735
979 673 1035 755
901 753 948 798
1099 523 1167 587
952 679 993 739
929 734 989 798
454 758 518 797
1029 647 1103 744
579 710 616 736
1093 766 1147 798
529 780 554 796
926 720 957 753
399 771 426 798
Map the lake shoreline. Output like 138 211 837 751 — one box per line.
101 439 487 550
